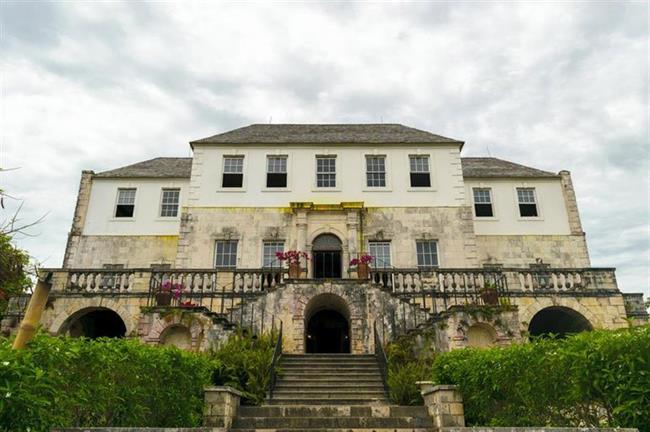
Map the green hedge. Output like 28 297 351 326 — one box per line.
431 325 650 430
0 330 278 432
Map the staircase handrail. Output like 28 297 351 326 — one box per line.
373 320 390 394
267 320 283 399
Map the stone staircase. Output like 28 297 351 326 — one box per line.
231 353 434 431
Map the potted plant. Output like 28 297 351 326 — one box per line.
480 281 499 305
350 254 373 279
156 281 183 306
276 251 310 278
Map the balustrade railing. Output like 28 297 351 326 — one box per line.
66 269 136 292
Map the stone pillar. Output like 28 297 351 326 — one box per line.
204 386 243 430
418 383 465 428
63 170 94 268
559 170 590 266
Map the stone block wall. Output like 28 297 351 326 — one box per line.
65 235 180 268
475 235 590 268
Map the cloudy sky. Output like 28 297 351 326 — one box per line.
1 1 648 297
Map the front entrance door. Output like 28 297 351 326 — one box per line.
312 234 343 278
306 309 350 353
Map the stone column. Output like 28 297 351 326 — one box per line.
418 383 465 428
63 170 94 268
204 386 243 430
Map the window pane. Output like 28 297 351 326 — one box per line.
517 188 536 204
519 203 538 217
409 156 429 173
366 156 386 187
115 188 136 218
410 173 431 187
266 173 287 188
473 188 491 204
263 241 284 267
416 240 438 268
215 241 237 268
160 189 180 217
267 156 287 173
369 242 391 268
223 173 243 188
475 203 494 217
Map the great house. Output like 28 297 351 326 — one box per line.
3 124 647 353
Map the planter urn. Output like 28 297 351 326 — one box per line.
155 292 172 306
357 263 370 279
480 288 499 305
288 262 301 279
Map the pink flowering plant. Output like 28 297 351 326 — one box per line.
349 254 373 267
159 280 184 300
275 250 310 265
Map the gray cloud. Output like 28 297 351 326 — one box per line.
1 1 647 297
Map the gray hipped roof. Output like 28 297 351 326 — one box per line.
94 157 192 178
191 124 463 145
94 156 557 179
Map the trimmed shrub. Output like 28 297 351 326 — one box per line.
0 334 213 431
431 325 650 430
211 329 278 405
385 332 434 405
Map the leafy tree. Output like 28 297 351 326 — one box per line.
0 233 31 317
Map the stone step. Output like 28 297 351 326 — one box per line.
239 405 428 418
265 397 388 405
232 428 434 432
275 382 384 390
279 376 383 382
275 386 385 393
281 371 382 377
233 416 433 429
280 365 381 371
281 361 379 367
283 354 376 358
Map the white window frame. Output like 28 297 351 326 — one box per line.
214 240 238 269
415 240 439 269
515 187 541 219
315 155 338 189
472 187 496 219
407 153 435 191
114 188 137 219
159 188 181 218
364 155 388 189
219 154 247 191
262 241 285 268
264 155 289 191
368 241 392 268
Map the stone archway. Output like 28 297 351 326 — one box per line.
59 307 127 338
304 293 351 353
312 234 343 279
528 306 592 338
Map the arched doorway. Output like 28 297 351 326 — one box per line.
528 306 592 338
62 307 127 339
304 293 351 353
312 234 342 278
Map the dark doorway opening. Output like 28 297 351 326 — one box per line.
528 306 592 339
67 309 127 339
306 309 350 353
312 234 342 278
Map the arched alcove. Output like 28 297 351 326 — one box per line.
528 306 592 338
467 323 497 348
304 293 350 353
160 325 192 350
62 307 127 339
312 234 343 278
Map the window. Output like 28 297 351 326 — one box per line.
266 156 287 188
262 241 284 267
214 240 238 268
115 188 136 217
473 188 494 217
160 188 180 217
222 156 244 188
366 156 386 187
316 156 336 188
517 188 538 217
369 241 391 268
409 155 431 187
416 240 439 268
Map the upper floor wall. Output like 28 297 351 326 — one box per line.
464 178 572 236
83 178 189 236
188 144 466 207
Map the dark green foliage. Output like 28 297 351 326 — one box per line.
431 325 650 430
0 233 31 317
0 333 213 431
385 333 434 405
210 330 278 405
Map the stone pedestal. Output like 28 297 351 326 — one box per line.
418 382 465 428
204 386 243 430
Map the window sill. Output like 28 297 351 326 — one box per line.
217 188 247 193
407 187 436 192
262 188 291 193
311 188 341 192
110 217 136 222
473 216 499 221
362 188 392 192
155 217 180 222
517 216 544 221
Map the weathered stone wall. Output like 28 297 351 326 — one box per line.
65 235 179 268
475 235 590 268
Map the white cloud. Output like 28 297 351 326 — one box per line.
1 1 647 297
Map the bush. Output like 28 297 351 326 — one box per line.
431 325 650 430
385 332 434 405
0 334 213 432
210 329 278 405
